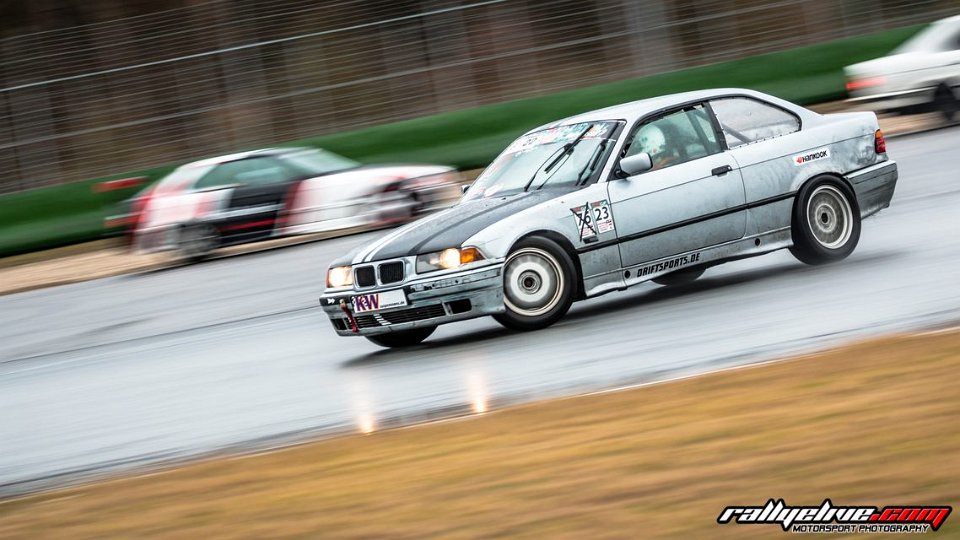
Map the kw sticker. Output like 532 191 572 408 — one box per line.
570 199 615 242
793 147 831 166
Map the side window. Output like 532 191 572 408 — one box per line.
710 97 800 148
195 158 297 189
625 104 721 171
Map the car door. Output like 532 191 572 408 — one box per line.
195 157 301 238
607 103 746 269
708 96 803 235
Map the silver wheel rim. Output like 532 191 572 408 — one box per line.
806 185 852 249
503 247 564 317
180 225 216 257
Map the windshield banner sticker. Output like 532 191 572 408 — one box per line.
507 123 612 155
571 199 614 242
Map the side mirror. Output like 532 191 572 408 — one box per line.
620 152 653 176
461 184 471 195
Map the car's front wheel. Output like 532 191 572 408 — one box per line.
789 177 861 265
365 326 436 348
493 236 576 331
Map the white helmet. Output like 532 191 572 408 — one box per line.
637 124 667 158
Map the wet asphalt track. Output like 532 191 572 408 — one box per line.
2 127 959 494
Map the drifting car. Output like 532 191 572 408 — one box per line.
109 147 461 259
320 88 898 348
845 14 960 121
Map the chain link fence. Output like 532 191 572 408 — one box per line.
0 0 955 193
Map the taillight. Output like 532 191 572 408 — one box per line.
92 176 146 193
130 187 154 229
278 180 306 228
122 186 155 246
874 129 886 154
846 76 886 92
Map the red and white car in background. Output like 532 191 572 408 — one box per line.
107 147 462 260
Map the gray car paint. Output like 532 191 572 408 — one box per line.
321 88 898 335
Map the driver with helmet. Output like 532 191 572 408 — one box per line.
633 123 678 170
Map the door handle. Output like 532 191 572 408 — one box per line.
712 165 732 176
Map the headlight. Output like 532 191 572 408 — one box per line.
416 247 484 273
327 266 353 288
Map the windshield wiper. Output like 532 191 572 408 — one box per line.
576 139 607 186
521 123 595 192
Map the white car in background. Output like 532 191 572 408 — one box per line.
845 15 960 121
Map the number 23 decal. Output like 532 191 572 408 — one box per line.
593 205 610 222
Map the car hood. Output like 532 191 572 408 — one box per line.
336 187 577 265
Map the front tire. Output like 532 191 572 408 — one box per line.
493 237 576 331
365 326 436 348
789 177 860 266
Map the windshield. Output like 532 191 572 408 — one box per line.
465 121 621 200
284 148 360 176
159 164 215 192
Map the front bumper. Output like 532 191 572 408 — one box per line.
319 263 505 336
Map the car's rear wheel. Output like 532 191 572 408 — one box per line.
934 84 958 123
789 177 861 265
494 237 576 331
652 266 705 286
370 190 418 224
177 223 218 262
365 326 436 348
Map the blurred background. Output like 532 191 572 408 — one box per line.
1 0 956 194
2 2 960 524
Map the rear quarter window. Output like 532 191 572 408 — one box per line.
710 97 800 148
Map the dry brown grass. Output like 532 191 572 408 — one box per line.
2 330 959 539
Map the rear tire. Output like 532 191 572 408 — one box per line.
177 223 218 263
372 190 418 224
493 236 576 331
934 84 958 123
365 326 436 348
789 177 860 266
652 266 705 286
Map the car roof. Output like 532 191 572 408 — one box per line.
527 88 803 133
186 147 313 168
936 14 960 24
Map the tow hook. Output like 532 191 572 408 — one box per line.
339 299 360 333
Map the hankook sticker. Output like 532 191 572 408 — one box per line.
793 147 831 166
